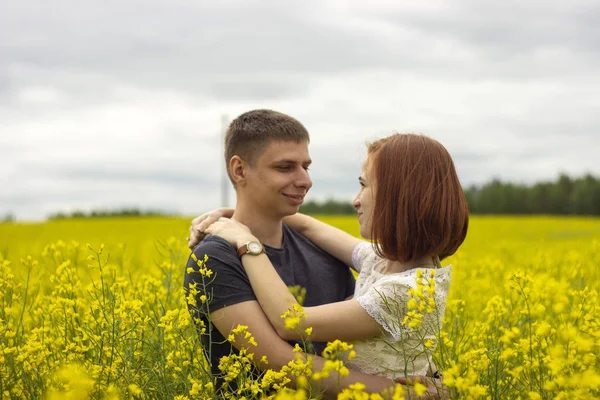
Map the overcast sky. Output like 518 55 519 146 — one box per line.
2 0 599 221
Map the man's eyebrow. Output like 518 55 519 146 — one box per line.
274 159 312 165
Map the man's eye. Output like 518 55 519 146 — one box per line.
276 166 290 171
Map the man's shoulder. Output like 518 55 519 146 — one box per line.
282 223 355 297
282 224 322 251
191 235 238 264
283 223 318 246
193 234 233 250
283 224 347 264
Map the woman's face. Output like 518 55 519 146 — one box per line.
352 157 375 240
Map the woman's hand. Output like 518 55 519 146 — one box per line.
396 376 449 399
203 218 258 248
187 208 235 249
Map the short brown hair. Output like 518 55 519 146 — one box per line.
368 134 469 262
224 109 310 183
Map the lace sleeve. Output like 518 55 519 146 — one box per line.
351 241 372 273
355 278 410 341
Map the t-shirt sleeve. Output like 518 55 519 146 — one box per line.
351 241 372 273
354 277 411 341
344 267 356 299
183 237 256 318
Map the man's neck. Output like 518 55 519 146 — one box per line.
232 202 284 248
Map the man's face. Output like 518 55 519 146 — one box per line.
242 140 312 219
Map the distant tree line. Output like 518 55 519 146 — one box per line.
10 173 600 221
48 208 174 220
1 213 15 223
299 199 356 215
465 174 600 215
302 174 600 216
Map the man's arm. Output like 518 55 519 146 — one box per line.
211 300 396 397
186 239 395 396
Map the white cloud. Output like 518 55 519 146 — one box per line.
1 0 599 220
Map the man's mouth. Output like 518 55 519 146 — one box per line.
283 194 305 205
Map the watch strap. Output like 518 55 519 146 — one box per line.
237 242 265 257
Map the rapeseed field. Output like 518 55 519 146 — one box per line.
0 216 599 399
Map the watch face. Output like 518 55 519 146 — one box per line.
248 242 262 254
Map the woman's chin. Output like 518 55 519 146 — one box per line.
359 228 371 241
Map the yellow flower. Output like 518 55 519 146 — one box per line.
285 316 301 330
348 350 357 361
3 216 600 400
414 382 427 397
407 298 418 310
128 383 142 396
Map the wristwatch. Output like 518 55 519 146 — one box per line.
237 241 266 257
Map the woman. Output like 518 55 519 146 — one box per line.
195 133 468 379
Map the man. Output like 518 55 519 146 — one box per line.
184 109 443 398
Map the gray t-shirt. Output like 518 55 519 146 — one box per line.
184 223 356 377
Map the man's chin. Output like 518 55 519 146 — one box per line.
279 204 301 218
286 206 302 216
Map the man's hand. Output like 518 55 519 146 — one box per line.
396 376 450 399
188 208 235 249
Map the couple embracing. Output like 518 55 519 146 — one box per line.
184 109 468 398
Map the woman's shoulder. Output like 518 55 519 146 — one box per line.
400 264 451 276
352 241 383 273
380 264 452 286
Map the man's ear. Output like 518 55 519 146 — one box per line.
230 156 247 186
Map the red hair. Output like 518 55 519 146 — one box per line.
368 134 469 262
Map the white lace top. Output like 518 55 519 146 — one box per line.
346 242 452 379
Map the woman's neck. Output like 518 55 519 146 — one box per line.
383 255 437 274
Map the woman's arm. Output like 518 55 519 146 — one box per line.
192 210 362 268
204 218 384 343
239 252 382 342
209 297 397 398
283 213 362 268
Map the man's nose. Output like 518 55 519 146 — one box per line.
295 168 312 189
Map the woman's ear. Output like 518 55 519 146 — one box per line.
230 156 246 186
